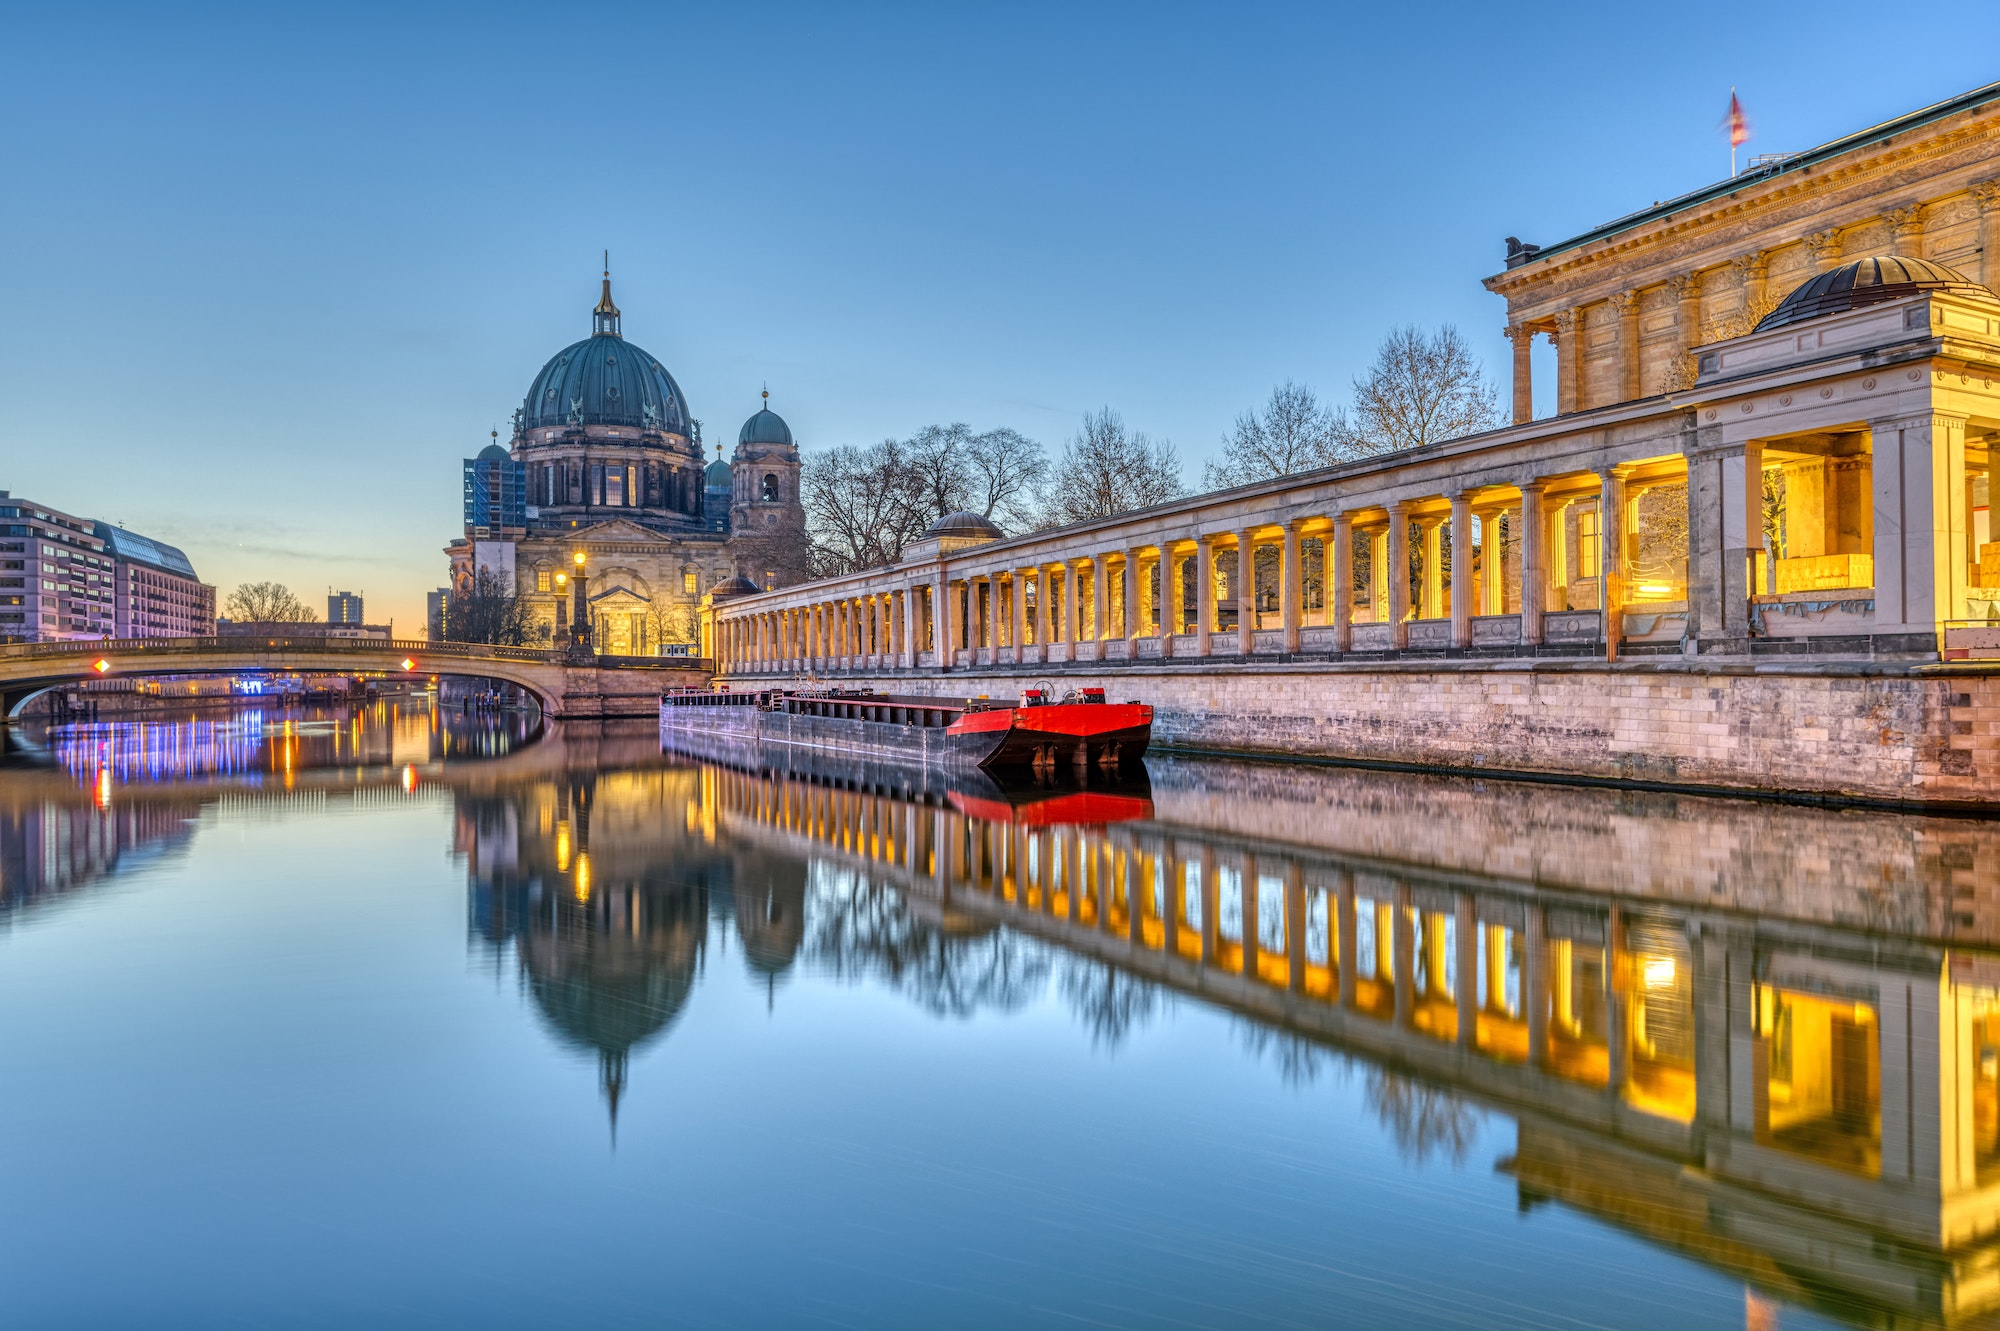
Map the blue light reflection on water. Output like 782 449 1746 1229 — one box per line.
0 713 1857 1328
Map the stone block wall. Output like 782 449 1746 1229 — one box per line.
803 661 2000 804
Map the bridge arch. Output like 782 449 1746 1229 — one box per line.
0 637 707 722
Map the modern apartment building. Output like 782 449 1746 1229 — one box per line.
95 523 217 638
0 492 115 641
327 590 364 624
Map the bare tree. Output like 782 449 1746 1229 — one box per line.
223 581 318 622
965 427 1049 531
904 424 976 522
1042 408 1184 526
1348 325 1502 457
1203 380 1350 490
445 566 530 646
1059 958 1168 1050
1363 1069 1481 1167
801 439 930 576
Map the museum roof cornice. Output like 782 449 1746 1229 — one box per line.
1485 80 2000 299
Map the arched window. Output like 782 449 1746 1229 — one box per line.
761 473 779 502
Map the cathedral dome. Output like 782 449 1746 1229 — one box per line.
1756 256 1992 331
519 275 689 433
739 405 793 448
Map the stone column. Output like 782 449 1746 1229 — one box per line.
1199 846 1219 965
1807 228 1842 274
1420 518 1444 619
1449 493 1473 649
1336 871 1357 1009
1872 412 1970 636
1504 324 1535 424
1671 273 1701 355
1601 466 1630 658
930 576 949 670
1386 502 1411 649
1519 483 1546 646
1732 251 1768 324
1161 840 1181 955
904 587 920 667
1013 570 1029 666
1887 204 1926 259
1123 547 1143 648
1235 529 1256 655
1062 561 1079 663
1155 549 1174 659
1281 519 1304 653
1606 906 1628 1095
1034 566 1052 664
946 580 965 669
1686 434 1764 643
1195 535 1215 656
1330 514 1353 652
1090 556 1108 657
1612 291 1641 404
1976 183 2000 289
1553 309 1578 416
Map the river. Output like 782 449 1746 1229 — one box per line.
1 700 1992 1328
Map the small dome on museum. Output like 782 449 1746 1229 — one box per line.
712 574 761 599
738 393 794 449
477 442 511 462
1756 256 1993 331
920 511 1004 541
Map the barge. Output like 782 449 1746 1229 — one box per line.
660 686 1152 774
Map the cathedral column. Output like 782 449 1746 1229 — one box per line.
1552 309 1578 416
1612 291 1640 404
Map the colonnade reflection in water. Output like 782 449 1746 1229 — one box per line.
14 706 2000 1326
455 738 2000 1329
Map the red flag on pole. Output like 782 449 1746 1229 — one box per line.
1726 89 1750 148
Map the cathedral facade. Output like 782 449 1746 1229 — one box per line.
449 271 807 654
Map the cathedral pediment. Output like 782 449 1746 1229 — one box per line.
572 519 667 543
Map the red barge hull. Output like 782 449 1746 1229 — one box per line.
662 687 1152 773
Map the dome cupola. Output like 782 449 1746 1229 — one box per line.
520 266 690 434
1756 256 1992 331
738 390 794 449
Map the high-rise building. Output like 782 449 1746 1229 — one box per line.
95 524 216 638
0 492 115 642
328 590 364 623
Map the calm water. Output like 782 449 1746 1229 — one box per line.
2 703 1994 1329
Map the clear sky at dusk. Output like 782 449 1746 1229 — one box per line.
2 2 1992 632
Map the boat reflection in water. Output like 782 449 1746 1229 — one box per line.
573 749 1999 1330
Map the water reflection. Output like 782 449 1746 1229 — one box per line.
11 708 2000 1326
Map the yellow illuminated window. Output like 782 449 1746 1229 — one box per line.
1579 510 1601 578
536 569 551 592
683 571 698 595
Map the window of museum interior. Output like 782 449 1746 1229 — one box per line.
1971 991 2000 1182
1545 936 1611 1088
1754 982 1881 1176
1756 432 1874 598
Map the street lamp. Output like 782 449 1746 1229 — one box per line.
569 550 591 651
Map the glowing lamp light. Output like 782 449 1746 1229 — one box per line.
555 572 567 586
400 657 416 672
401 764 418 794
93 658 111 674
573 551 587 566
1637 583 1673 597
1642 955 1677 989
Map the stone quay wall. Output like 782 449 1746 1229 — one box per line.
790 660 2000 805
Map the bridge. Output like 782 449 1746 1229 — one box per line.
0 635 712 720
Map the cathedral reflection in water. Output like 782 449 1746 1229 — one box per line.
451 742 2000 1328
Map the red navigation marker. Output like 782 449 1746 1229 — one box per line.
401 657 416 672
93 659 111 674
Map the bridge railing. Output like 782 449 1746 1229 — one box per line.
0 636 710 670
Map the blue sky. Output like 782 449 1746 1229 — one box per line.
2 2 1991 631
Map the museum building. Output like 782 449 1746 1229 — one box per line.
449 270 805 654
